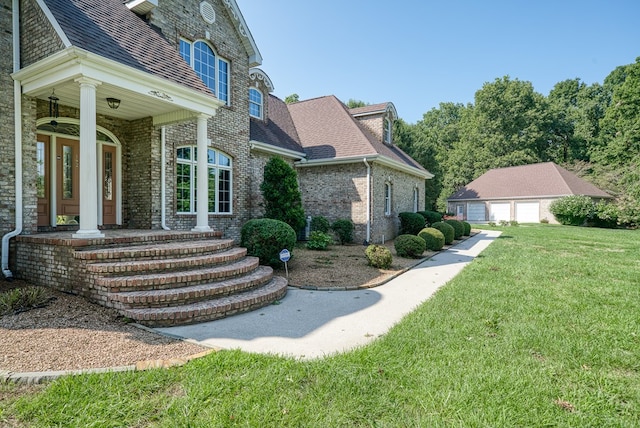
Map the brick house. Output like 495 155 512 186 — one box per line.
0 0 431 323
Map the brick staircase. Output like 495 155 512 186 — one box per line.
73 235 288 327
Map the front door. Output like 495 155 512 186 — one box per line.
56 137 80 224
36 133 119 227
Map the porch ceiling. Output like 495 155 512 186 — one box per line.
13 47 222 125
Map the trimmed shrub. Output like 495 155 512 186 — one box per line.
431 221 455 245
260 157 306 231
549 195 594 226
241 218 297 267
331 219 354 245
445 219 464 239
310 216 330 233
398 212 426 235
418 227 445 251
394 234 426 258
462 221 471 236
365 245 393 269
307 231 333 250
418 210 443 226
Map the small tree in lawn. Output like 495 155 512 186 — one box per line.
260 157 306 232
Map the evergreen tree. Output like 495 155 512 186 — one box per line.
260 157 306 232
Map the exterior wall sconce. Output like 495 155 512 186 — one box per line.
48 89 59 127
107 97 121 109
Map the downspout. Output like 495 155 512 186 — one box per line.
363 158 371 244
160 126 170 230
2 0 23 280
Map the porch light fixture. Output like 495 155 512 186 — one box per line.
48 89 59 127
106 97 121 110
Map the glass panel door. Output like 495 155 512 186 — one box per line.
102 145 117 224
56 138 80 224
36 135 50 226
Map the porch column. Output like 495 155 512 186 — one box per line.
192 113 212 232
72 77 104 239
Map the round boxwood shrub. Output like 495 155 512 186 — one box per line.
590 201 619 229
398 212 426 235
310 216 330 233
417 210 443 226
307 231 333 250
430 221 455 245
365 245 393 269
240 218 297 267
462 221 471 236
394 234 426 258
331 219 354 245
418 227 445 251
444 219 464 240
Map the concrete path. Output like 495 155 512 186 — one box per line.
156 230 501 359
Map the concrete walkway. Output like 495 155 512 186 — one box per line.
157 230 501 359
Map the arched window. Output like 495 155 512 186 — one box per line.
176 146 232 214
249 88 263 119
180 39 230 105
383 117 392 144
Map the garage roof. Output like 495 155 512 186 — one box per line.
448 162 612 201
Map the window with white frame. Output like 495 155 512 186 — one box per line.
384 182 392 215
249 88 263 119
179 39 230 105
383 117 392 144
176 145 232 214
413 187 419 212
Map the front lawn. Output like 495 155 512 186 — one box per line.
4 225 639 427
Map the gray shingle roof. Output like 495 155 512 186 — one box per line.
250 95 303 154
43 0 213 96
448 162 612 200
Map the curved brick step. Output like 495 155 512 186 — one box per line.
86 247 247 275
108 266 274 308
74 239 235 262
121 276 288 327
97 257 260 292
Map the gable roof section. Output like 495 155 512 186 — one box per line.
42 0 212 96
448 162 612 200
349 102 397 120
287 96 430 178
250 95 304 157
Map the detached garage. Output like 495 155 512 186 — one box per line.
446 162 612 224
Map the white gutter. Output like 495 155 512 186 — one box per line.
249 140 306 161
295 154 433 179
363 158 371 244
160 127 170 230
2 0 23 280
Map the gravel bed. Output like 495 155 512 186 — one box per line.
0 284 207 373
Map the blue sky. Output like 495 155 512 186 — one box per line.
236 1 640 124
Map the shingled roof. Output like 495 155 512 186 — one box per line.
250 95 303 154
448 162 612 200
286 96 426 173
43 0 213 96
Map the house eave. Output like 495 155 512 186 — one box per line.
295 154 433 179
447 193 613 202
250 140 306 160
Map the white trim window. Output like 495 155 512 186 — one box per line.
176 146 232 214
413 187 419 212
180 39 230 105
383 117 392 144
384 182 392 215
249 88 263 119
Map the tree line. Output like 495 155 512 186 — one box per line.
394 57 640 227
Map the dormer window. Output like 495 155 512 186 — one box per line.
180 39 230 105
383 117 392 144
249 88 263 119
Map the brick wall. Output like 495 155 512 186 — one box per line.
356 115 384 142
20 0 65 67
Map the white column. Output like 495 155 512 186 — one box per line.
73 77 104 239
192 113 212 232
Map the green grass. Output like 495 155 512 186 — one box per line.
4 225 640 427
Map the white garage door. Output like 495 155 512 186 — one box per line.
516 202 540 223
467 203 486 222
489 203 510 222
